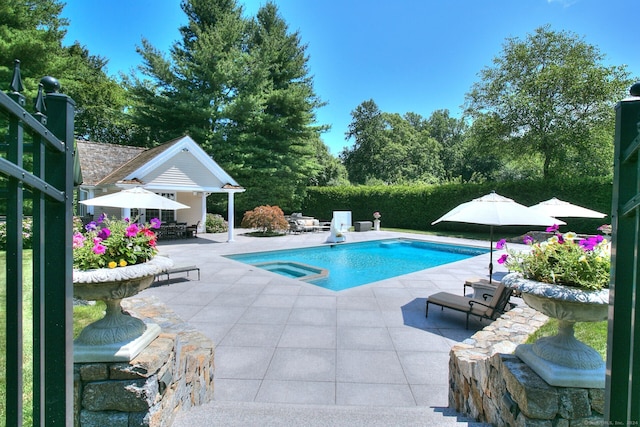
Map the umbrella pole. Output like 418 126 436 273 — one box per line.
489 226 494 284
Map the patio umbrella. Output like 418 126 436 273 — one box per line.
529 197 606 219
80 187 189 210
431 191 565 283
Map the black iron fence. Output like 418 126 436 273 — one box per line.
1 60 75 425
606 83 640 422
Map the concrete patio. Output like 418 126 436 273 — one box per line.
139 228 510 426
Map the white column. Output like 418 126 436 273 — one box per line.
227 191 235 242
200 194 207 233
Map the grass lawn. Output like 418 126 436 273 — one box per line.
526 319 608 359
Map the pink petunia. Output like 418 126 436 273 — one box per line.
546 224 559 233
150 218 161 229
496 239 506 250
523 235 534 245
92 244 106 255
497 254 509 264
125 223 139 237
73 232 85 249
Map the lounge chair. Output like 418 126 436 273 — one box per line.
287 213 320 233
425 282 513 329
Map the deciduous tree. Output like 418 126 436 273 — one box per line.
465 25 632 179
341 100 444 184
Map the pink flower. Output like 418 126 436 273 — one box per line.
125 223 139 237
523 235 534 245
92 244 106 255
150 218 161 229
72 232 85 249
496 239 506 250
546 224 559 233
497 254 509 264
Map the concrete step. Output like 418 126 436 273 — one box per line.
171 401 490 427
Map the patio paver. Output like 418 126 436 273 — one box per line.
141 229 506 426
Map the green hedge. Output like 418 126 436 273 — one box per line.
301 178 612 235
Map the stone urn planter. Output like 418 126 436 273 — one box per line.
373 219 381 231
73 255 173 363
502 273 609 388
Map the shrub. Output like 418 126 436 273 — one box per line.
241 205 289 235
205 213 228 233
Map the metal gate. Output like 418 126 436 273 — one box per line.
606 83 640 422
1 60 74 425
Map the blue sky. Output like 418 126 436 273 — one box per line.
62 0 639 155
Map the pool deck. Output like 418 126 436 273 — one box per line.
140 229 511 426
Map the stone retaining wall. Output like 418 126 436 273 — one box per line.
449 306 605 425
74 297 215 427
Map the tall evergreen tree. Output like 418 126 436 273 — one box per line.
126 0 326 212
224 3 324 210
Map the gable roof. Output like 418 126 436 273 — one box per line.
77 135 242 191
99 137 181 185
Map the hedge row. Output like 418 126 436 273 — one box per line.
301 178 613 235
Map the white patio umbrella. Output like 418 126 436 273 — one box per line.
431 191 565 283
529 197 606 219
80 187 189 210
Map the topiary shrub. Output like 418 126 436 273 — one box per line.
205 213 228 233
241 205 289 236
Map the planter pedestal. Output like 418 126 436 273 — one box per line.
503 273 608 388
74 323 161 363
515 321 605 388
73 256 173 363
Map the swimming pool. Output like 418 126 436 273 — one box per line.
225 238 488 291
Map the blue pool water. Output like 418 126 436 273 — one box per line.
226 239 488 291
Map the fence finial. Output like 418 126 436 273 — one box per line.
10 59 24 93
33 82 47 124
40 76 60 94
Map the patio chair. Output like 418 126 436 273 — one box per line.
425 282 513 329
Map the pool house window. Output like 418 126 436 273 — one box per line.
146 192 177 223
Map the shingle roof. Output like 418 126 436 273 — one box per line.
76 141 145 186
98 138 181 185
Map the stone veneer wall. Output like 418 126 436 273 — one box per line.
74 296 214 427
449 306 606 426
